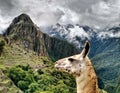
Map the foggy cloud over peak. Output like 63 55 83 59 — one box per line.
0 0 120 33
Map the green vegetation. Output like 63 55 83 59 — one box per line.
92 39 120 93
92 51 120 93
0 69 23 93
6 65 76 93
43 34 79 60
0 13 79 93
0 39 76 93
0 38 108 93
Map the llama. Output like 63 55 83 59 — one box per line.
55 41 99 93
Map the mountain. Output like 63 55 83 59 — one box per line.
3 14 79 60
47 23 99 57
45 23 120 93
91 37 120 93
48 23 94 49
0 14 80 93
0 13 107 92
0 36 77 93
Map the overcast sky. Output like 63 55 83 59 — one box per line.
0 0 120 32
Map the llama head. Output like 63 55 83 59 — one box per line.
55 41 90 77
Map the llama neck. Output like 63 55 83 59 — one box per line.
75 66 99 93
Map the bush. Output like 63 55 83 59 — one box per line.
17 80 29 91
6 64 76 93
28 83 40 93
7 66 26 84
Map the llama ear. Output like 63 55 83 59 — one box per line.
81 41 90 58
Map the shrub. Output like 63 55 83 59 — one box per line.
17 80 29 91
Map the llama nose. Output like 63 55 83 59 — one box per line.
55 63 59 68
55 64 60 70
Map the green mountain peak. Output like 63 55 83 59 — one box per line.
12 13 33 25
3 13 79 60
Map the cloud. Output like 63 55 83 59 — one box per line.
80 0 120 27
17 0 81 26
67 0 101 13
0 0 14 12
0 11 12 34
57 7 80 24
0 0 120 33
0 0 81 28
67 26 90 39
0 0 19 16
98 31 120 38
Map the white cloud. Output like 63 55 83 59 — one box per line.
67 26 90 39
0 0 120 34
79 0 120 28
6 0 80 26
98 31 120 38
91 1 111 15
0 12 11 33
92 0 120 17
57 7 80 24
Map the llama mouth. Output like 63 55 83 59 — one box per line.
55 64 63 71
55 64 71 72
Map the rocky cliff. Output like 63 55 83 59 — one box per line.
3 14 79 60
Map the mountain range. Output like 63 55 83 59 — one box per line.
0 14 79 93
0 13 119 93
44 23 120 92
3 14 78 60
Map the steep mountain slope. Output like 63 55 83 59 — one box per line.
0 38 77 93
3 14 79 60
92 38 120 83
3 14 48 56
0 14 80 93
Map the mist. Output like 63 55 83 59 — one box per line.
0 0 120 33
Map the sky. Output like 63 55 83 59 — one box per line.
0 0 120 33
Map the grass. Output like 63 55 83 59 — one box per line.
0 64 6 71
0 42 51 93
0 43 48 69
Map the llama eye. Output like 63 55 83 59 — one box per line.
68 58 74 62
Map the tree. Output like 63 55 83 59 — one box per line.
28 83 40 93
7 66 26 84
17 80 29 91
